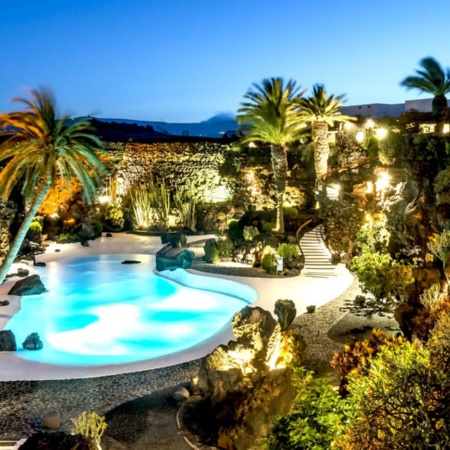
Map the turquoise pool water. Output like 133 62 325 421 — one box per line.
8 254 256 366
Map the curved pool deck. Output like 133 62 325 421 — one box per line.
0 233 353 381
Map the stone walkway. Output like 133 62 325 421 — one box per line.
0 360 200 440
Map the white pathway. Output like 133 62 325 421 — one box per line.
0 231 353 380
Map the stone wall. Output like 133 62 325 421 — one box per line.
0 201 17 265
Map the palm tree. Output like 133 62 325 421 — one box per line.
297 84 354 181
236 77 306 233
0 87 105 284
401 57 450 133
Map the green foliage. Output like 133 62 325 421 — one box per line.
103 203 123 221
283 206 299 219
243 225 259 242
148 177 171 231
320 198 364 257
262 221 277 232
129 184 153 229
267 367 348 450
339 338 450 449
216 238 234 257
356 216 390 253
427 230 450 281
434 166 450 193
351 252 414 305
204 244 220 263
277 243 299 259
29 221 42 232
228 220 243 241
173 183 196 231
331 329 406 386
262 253 277 274
378 131 409 165
58 232 78 242
70 411 107 445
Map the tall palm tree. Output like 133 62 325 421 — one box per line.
297 84 354 181
401 57 450 133
0 87 105 284
236 77 306 233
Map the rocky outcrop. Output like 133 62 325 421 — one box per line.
274 299 297 331
156 249 195 272
23 332 43 350
0 200 17 266
8 275 46 296
197 306 305 450
0 330 16 351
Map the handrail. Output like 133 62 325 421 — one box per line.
295 219 313 258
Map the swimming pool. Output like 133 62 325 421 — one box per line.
7 254 257 366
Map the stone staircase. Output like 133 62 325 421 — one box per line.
300 225 340 278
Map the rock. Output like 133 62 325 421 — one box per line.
156 249 195 271
18 431 96 450
55 248 61 252
80 240 89 247
17 268 29 277
121 260 141 264
22 332 43 350
286 268 300 277
0 300 9 306
8 275 46 296
354 295 366 306
306 305 316 314
172 386 190 402
105 232 113 237
77 222 96 240
43 410 61 429
274 299 297 331
0 330 16 351
34 261 46 267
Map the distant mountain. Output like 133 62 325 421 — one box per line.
89 114 238 138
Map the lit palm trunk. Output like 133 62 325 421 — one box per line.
312 121 329 181
271 144 288 233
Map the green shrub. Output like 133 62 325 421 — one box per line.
338 337 450 449
262 253 277 274
277 243 299 259
228 220 243 241
262 221 276 232
351 252 414 306
356 216 390 254
104 203 123 221
204 244 220 263
29 221 43 232
243 225 259 242
58 232 79 242
70 411 107 446
283 207 299 219
216 239 234 257
267 367 348 450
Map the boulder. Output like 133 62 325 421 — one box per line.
23 332 43 350
80 240 89 247
172 386 190 402
0 330 16 351
121 260 141 264
77 222 96 240
0 300 9 306
156 249 195 272
43 410 61 430
274 299 297 331
8 275 46 296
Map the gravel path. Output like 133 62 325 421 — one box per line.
0 360 200 440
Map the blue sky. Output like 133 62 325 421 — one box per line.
2 0 450 122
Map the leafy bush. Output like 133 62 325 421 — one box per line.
58 232 79 242
228 220 243 241
103 203 123 221
243 225 259 242
267 368 348 450
262 253 277 274
351 252 414 306
434 166 450 194
216 238 234 257
173 183 196 231
262 221 277 232
277 243 299 259
356 215 390 254
204 244 220 263
29 221 43 232
337 337 450 449
331 329 406 392
283 207 299 219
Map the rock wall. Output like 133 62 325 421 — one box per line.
0 201 17 265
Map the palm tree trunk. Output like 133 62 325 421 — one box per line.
312 121 330 181
432 94 448 133
0 173 52 285
270 144 288 233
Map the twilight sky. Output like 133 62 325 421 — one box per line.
2 0 450 123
